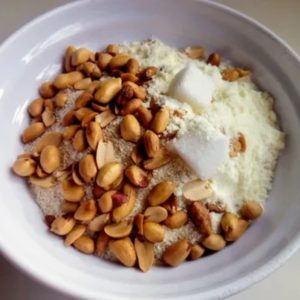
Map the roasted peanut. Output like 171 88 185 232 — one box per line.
143 222 165 243
62 179 85 202
240 201 262 220
147 181 175 206
94 78 122 104
95 110 116 128
29 175 56 188
189 202 212 236
62 110 77 126
120 114 141 142
41 108 55 128
63 125 80 140
79 154 97 183
185 47 205 59
202 234 226 251
55 92 68 108
71 48 91 66
104 220 133 238
164 211 188 229
73 78 92 90
143 130 160 158
64 224 86 246
190 244 205 260
22 122 45 143
95 231 110 256
80 61 102 78
50 216 75 236
74 199 97 221
222 69 240 81
123 81 146 100
109 53 130 69
61 201 79 213
73 129 88 152
143 148 172 170
139 66 157 80
39 81 56 98
53 71 84 89
221 213 249 241
88 214 110 232
163 240 191 267
64 45 76 72
144 206 168 223
85 121 102 150
98 190 116 213
109 237 136 267
12 157 36 177
183 179 213 201
96 140 116 169
97 52 112 70
135 106 153 128
126 58 139 74
40 145 60 174
96 162 123 189
28 98 44 117
112 183 136 222
134 238 154 272
106 44 119 56
151 108 170 133
73 235 95 254
125 165 150 188
207 53 221 66
121 98 142 115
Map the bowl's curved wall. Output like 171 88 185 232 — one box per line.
0 0 299 299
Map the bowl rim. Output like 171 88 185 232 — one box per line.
0 0 300 299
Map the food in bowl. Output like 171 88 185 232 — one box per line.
11 39 285 272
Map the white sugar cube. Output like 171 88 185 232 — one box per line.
168 64 215 111
171 131 229 180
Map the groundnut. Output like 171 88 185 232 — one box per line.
50 216 75 236
202 234 226 251
28 98 44 117
53 71 84 89
151 108 170 133
221 212 249 241
106 44 119 55
109 237 137 267
147 181 175 206
164 211 188 229
73 235 95 254
74 199 97 221
22 122 45 143
78 154 97 183
190 244 205 260
163 240 191 267
143 222 165 243
39 81 57 98
98 190 116 213
71 48 91 66
64 224 86 246
97 52 112 70
40 145 60 174
120 114 141 142
55 92 68 108
96 162 123 189
240 201 263 220
126 58 139 74
12 157 36 177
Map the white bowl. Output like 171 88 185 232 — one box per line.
0 0 300 299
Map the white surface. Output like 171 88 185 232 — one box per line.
0 0 300 299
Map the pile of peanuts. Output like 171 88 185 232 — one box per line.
12 42 258 272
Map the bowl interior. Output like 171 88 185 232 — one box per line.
0 0 300 299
